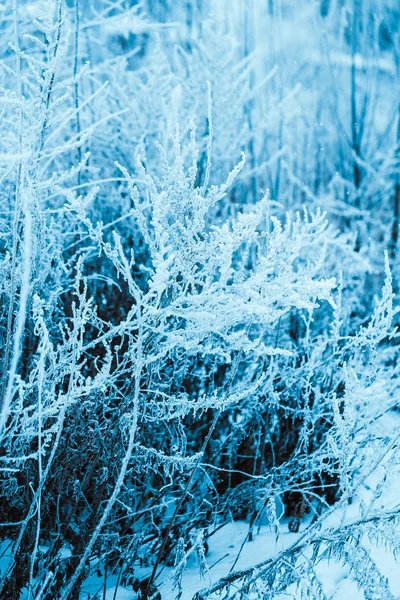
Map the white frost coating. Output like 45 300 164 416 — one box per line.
0 185 32 440
0 2 399 600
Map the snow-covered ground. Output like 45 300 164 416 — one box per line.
76 410 400 600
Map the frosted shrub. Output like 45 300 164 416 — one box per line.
0 2 399 600
0 119 341 598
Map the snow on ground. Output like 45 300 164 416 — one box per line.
79 412 400 599
1 413 398 600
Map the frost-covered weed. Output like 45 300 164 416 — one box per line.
0 2 399 600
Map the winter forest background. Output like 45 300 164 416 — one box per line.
1 0 400 598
